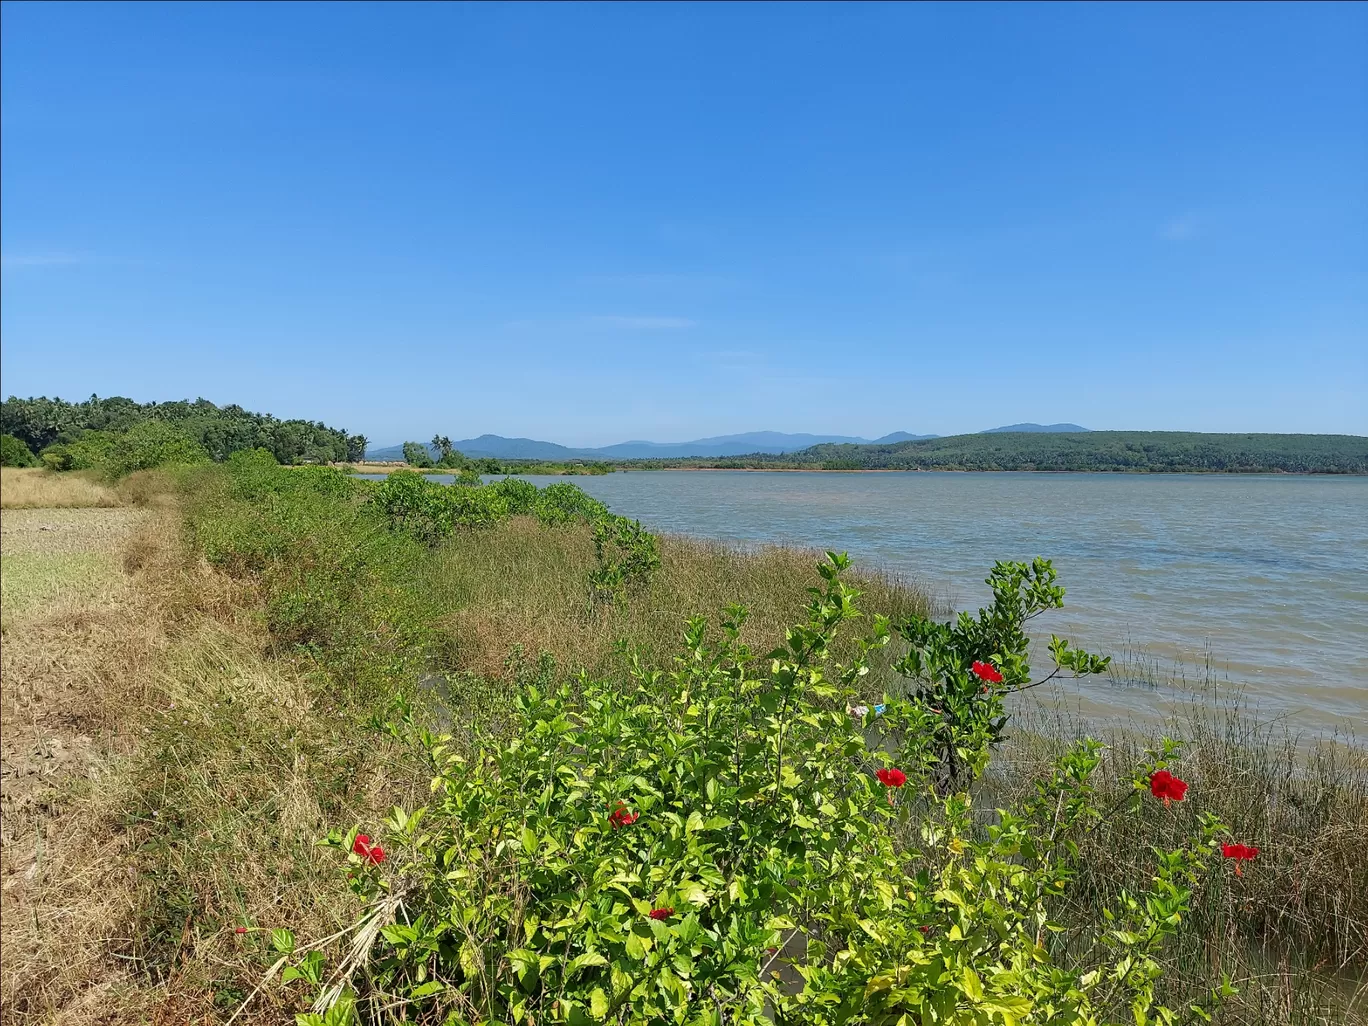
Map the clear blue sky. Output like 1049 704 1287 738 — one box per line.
2 2 1364 445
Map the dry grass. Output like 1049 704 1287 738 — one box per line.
1 508 152 629
423 520 937 687
1 506 163 1022
981 682 1368 1024
0 485 419 1023
0 469 122 510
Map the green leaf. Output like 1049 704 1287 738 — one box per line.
565 950 609 979
961 965 984 1002
271 928 296 955
590 987 610 1018
625 925 654 959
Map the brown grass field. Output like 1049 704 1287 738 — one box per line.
0 468 123 510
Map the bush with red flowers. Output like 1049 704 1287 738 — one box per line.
290 555 1231 1026
892 557 1113 793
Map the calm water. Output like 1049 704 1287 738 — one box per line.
372 471 1368 733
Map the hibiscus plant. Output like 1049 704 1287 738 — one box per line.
285 555 1235 1025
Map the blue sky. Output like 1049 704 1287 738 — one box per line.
2 2 1364 445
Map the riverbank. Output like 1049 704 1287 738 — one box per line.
352 462 1364 476
1 464 1364 1023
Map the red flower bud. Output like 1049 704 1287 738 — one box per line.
648 907 674 921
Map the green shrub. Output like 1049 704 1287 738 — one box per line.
0 433 38 467
183 460 435 697
535 481 609 525
39 422 209 476
892 557 1111 793
289 556 1236 1025
40 430 115 471
99 421 210 475
589 514 661 605
492 477 540 514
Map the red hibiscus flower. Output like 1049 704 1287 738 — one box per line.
876 768 907 788
1222 843 1259 876
353 833 386 864
608 802 639 829
648 907 674 921
1149 770 1188 807
971 661 1004 684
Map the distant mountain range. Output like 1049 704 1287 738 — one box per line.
982 423 1089 433
364 424 1087 462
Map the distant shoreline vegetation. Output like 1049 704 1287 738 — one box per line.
610 431 1368 475
3 395 1362 475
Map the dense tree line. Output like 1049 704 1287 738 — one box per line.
1 394 367 465
619 431 1368 474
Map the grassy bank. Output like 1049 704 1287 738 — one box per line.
1 463 1363 1023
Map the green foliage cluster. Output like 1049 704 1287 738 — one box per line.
372 470 512 541
403 441 436 468
182 457 435 697
1 393 366 465
190 459 660 661
0 433 38 467
371 472 659 604
621 432 1368 474
894 558 1110 794
390 445 612 477
286 556 1235 1025
589 515 663 605
39 420 211 474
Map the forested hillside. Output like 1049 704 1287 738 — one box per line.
631 431 1368 473
1 394 365 464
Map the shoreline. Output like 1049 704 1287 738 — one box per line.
352 463 1360 476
